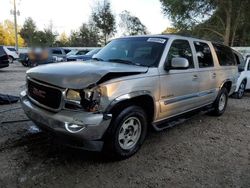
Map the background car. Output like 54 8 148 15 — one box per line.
234 55 250 98
0 46 9 69
3 46 19 63
18 48 31 67
67 48 101 61
66 49 91 61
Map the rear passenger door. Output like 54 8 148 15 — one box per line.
193 41 217 105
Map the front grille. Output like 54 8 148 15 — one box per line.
27 79 62 110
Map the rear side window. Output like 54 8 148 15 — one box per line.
194 41 214 68
213 44 236 66
7 48 16 52
0 46 6 56
51 49 62 55
167 39 194 68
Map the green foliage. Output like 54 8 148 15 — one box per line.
119 10 148 36
68 23 100 47
91 0 116 44
20 17 37 46
160 0 250 46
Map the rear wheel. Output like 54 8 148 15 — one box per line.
210 87 228 116
235 81 246 99
103 106 148 160
8 56 14 63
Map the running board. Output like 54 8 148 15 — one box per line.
152 105 214 131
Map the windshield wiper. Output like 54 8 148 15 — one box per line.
107 59 136 65
92 57 104 61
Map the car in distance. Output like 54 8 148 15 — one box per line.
3 46 19 63
234 55 250 99
66 49 91 61
67 48 101 61
0 46 9 69
20 35 238 159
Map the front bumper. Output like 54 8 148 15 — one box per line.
20 91 112 151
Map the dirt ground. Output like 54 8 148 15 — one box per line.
0 63 249 188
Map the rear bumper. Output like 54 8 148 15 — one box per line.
20 91 112 151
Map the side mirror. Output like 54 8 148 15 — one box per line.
165 57 189 70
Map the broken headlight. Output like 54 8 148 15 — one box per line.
65 88 102 112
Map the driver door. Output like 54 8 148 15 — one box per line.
158 39 200 119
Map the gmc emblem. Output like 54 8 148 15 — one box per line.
32 87 46 98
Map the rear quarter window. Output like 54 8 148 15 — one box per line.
213 43 236 66
0 46 6 56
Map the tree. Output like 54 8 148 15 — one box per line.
0 20 24 46
68 23 99 47
91 0 116 44
160 0 250 46
20 17 37 46
119 10 148 36
57 32 69 46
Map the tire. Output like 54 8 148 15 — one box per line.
210 87 228 116
8 56 14 63
103 106 148 160
235 81 246 99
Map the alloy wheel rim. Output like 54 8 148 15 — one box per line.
219 93 226 111
118 117 142 150
239 83 245 97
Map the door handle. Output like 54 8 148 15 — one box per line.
212 73 216 78
193 75 198 80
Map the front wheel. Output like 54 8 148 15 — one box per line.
210 87 228 116
103 106 148 160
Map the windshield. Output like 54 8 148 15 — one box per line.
86 49 101 56
94 37 168 67
67 50 78 56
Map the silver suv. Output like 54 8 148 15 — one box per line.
21 35 238 159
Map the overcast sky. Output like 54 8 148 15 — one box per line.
0 0 171 36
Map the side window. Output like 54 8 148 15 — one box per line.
194 41 214 68
167 40 194 68
213 43 236 66
52 49 62 55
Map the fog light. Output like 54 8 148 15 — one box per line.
65 122 86 133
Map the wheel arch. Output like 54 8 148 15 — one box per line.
106 91 156 124
220 80 232 94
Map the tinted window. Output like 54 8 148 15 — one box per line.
94 37 167 67
167 40 194 68
76 50 88 55
194 41 214 68
213 44 236 66
0 46 6 56
234 52 245 71
7 48 16 52
51 49 62 55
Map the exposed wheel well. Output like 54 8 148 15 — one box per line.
109 95 155 123
222 81 232 94
242 78 247 85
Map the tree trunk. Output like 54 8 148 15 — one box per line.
223 1 232 46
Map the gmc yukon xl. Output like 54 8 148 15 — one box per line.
20 35 238 159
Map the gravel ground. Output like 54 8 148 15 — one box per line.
0 63 249 188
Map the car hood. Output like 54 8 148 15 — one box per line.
27 61 148 89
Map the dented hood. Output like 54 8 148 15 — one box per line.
26 61 148 89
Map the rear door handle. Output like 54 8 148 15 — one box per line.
212 73 216 78
193 75 198 80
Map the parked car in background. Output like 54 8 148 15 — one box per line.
18 48 31 67
0 46 9 69
27 47 67 66
3 46 19 63
66 49 90 59
67 48 101 61
21 35 238 159
234 54 250 98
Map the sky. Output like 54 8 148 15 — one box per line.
0 0 171 36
